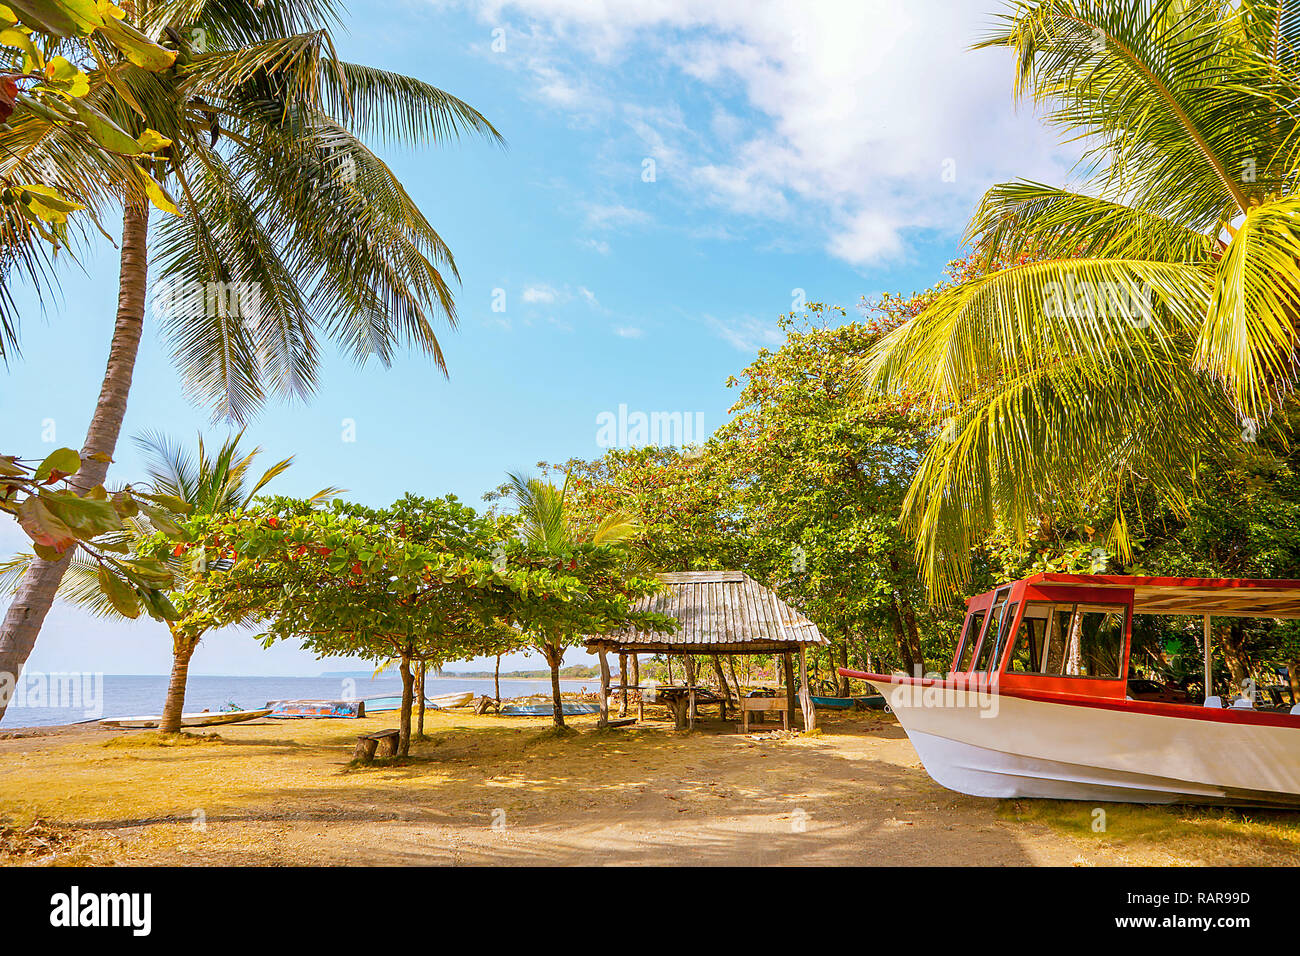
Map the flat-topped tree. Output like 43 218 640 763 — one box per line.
195 496 535 755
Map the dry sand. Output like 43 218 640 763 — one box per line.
0 709 1296 866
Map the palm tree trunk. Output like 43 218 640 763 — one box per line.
544 640 565 730
160 631 198 734
0 201 150 724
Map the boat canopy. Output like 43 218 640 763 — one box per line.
1020 574 1300 619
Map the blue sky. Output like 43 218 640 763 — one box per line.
0 0 1071 676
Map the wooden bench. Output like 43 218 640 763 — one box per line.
740 696 789 733
353 729 400 762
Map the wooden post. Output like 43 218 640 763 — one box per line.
597 646 611 728
798 646 816 731
684 655 697 729
782 652 796 721
632 654 642 721
1203 614 1213 701
619 652 629 717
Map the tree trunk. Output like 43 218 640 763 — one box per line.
0 202 150 724
1286 659 1300 706
710 655 732 717
398 649 414 756
415 660 426 738
890 601 913 674
782 652 796 719
494 653 501 705
544 640 566 729
898 595 925 675
837 640 851 696
1219 623 1251 693
727 656 740 700
159 631 198 734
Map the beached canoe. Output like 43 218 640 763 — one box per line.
98 708 272 729
811 694 889 711
362 696 442 713
500 702 601 717
266 699 365 718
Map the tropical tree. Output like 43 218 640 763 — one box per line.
1 430 332 732
503 472 672 728
864 0 1300 596
0 0 503 718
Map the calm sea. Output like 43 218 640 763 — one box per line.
0 675 601 729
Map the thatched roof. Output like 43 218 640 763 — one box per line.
585 571 827 654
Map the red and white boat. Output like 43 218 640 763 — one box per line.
840 575 1300 808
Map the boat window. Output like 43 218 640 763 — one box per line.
1007 603 1051 673
1066 605 1127 678
955 610 986 672
973 601 1014 671
1009 602 1127 679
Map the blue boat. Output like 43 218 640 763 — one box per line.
500 702 601 717
811 694 889 711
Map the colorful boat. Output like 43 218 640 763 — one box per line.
810 694 889 711
500 701 601 717
265 699 365 719
840 574 1300 808
99 708 272 729
428 691 474 709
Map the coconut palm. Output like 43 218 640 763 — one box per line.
505 472 637 727
1 430 338 732
0 0 502 720
865 0 1300 596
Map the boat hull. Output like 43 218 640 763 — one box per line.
862 675 1300 808
99 708 272 729
500 702 601 717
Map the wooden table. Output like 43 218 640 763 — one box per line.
740 696 789 733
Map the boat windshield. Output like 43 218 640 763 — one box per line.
973 599 1017 672
955 609 986 671
1006 602 1128 678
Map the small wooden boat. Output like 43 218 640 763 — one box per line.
98 708 272 729
427 691 474 709
841 574 1300 808
266 699 364 718
500 701 601 717
811 694 889 711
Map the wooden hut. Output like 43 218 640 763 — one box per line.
585 571 829 731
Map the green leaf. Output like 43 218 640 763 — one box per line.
41 491 121 536
16 496 76 551
95 14 176 70
98 565 140 618
69 96 142 154
44 55 88 96
135 128 170 152
119 557 173 588
32 446 79 481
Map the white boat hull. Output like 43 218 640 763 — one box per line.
427 692 473 709
877 681 1300 808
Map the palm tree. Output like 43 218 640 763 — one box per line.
1 431 337 732
0 0 502 720
505 472 637 728
864 0 1300 596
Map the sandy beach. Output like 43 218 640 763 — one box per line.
1 709 1297 866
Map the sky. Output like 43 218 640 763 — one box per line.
0 0 1073 677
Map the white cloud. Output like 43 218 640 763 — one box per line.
579 237 611 255
581 201 652 230
705 314 785 353
614 326 644 338
466 0 1071 267
522 283 560 304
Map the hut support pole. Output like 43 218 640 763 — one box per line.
597 646 611 728
782 652 796 725
798 647 815 731
633 654 642 721
619 652 629 717
1203 614 1213 701
684 655 697 729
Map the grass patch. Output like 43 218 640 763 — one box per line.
998 799 1300 864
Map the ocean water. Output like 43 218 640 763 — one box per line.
0 674 602 729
